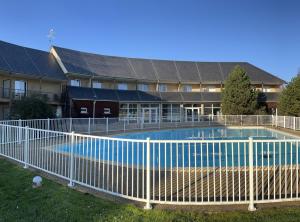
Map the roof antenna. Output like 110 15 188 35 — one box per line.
47 28 55 48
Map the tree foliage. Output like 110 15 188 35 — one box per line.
278 76 300 117
10 94 55 119
221 65 258 115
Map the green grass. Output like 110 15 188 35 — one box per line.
1 158 300 222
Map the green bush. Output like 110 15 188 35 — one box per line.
10 94 55 119
278 76 300 116
221 65 258 115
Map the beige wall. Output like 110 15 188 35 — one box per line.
0 74 62 94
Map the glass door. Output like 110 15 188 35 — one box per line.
185 107 199 122
142 108 158 124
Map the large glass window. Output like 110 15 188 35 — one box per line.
92 80 102 89
162 104 180 122
158 84 167 92
137 84 149 92
70 79 81 87
118 83 128 90
2 79 10 98
14 80 26 98
119 103 138 119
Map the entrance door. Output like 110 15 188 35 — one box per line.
185 107 200 122
142 108 158 124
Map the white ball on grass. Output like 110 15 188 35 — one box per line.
32 176 42 188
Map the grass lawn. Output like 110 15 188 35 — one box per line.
1 158 300 222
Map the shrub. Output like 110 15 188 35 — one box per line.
10 94 55 119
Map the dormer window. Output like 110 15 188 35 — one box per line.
92 80 102 89
158 84 167 92
182 85 192 92
138 84 149 92
70 79 80 87
118 83 128 90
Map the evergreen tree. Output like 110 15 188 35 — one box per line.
278 76 300 117
221 65 258 115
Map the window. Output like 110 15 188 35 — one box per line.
137 84 149 92
182 85 192 92
70 79 81 87
158 84 167 92
80 107 88 114
3 80 10 98
92 81 102 89
14 80 26 98
118 83 128 90
119 103 138 119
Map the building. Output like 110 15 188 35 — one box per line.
0 40 285 121
0 41 66 119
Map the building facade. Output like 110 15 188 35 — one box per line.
0 40 285 121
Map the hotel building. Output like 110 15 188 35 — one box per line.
0 40 285 122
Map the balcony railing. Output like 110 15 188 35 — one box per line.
0 87 62 103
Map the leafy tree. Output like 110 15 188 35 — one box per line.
278 76 300 116
10 94 55 119
221 65 258 115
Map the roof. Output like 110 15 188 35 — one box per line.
0 41 66 81
68 86 280 103
53 46 285 85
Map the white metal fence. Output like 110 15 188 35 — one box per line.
0 115 300 211
1 115 298 135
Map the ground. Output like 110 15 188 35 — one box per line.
2 158 300 221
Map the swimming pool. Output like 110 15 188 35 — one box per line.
59 127 298 168
115 127 293 140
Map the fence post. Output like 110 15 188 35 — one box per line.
18 119 22 144
106 117 109 133
123 119 126 132
241 115 243 126
68 131 75 187
225 115 227 126
88 117 91 134
294 116 296 131
23 126 29 169
47 118 50 131
284 116 286 128
69 118 72 132
248 137 256 211
256 115 259 126
144 137 152 210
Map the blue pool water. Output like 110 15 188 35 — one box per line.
59 127 299 168
115 127 293 140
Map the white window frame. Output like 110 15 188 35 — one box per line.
14 80 27 97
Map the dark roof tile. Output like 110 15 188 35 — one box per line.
0 41 66 80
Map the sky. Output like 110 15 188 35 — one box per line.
0 0 299 82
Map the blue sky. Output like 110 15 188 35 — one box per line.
0 0 299 81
